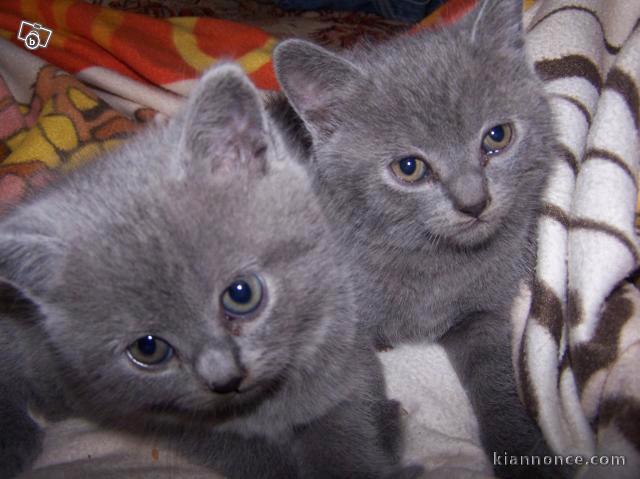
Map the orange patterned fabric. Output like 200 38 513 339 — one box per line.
413 0 536 30
0 0 278 89
0 65 141 212
87 0 410 48
414 0 476 29
0 0 282 213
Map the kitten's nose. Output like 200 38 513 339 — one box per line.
449 169 489 218
210 375 244 394
196 347 246 394
457 197 488 218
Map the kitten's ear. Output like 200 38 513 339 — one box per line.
274 39 364 142
467 0 524 52
179 62 269 177
0 230 64 300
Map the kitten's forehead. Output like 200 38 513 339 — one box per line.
206 157 315 220
166 159 326 271
353 29 536 135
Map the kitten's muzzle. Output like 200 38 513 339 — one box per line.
196 346 246 394
448 169 490 218
457 196 489 218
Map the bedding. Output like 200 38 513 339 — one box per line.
0 0 639 477
85 0 409 47
270 0 444 23
512 2 640 476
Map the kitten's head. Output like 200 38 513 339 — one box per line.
0 64 353 425
274 0 556 249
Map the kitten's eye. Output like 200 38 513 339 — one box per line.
127 335 173 367
222 274 264 317
481 123 513 155
390 156 430 183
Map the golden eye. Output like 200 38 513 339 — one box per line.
481 123 513 154
222 274 264 317
390 156 430 183
127 335 173 367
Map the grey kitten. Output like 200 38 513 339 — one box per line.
274 1 570 477
0 64 420 479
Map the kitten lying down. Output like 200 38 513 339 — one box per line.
0 63 420 479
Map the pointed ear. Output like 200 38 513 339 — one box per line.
179 62 269 177
467 0 524 52
273 39 364 142
0 232 64 300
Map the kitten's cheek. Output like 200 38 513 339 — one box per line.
236 347 280 389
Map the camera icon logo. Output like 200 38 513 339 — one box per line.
17 20 53 50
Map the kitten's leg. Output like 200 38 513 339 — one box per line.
0 386 42 478
440 312 572 479
291 398 424 479
374 400 426 479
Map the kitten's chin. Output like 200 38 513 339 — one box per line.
446 218 501 248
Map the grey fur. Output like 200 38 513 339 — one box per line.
274 1 572 477
0 64 420 479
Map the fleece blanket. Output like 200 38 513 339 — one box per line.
87 0 410 48
514 0 640 476
0 0 638 478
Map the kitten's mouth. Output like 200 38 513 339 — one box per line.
448 217 497 247
458 218 487 231
146 378 279 417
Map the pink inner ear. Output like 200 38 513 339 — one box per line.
301 90 330 116
283 69 328 116
229 108 252 138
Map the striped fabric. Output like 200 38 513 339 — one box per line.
513 0 640 474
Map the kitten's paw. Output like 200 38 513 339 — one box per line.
0 409 42 478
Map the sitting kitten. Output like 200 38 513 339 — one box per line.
0 63 419 479
274 1 568 477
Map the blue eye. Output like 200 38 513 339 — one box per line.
390 156 429 183
127 335 173 367
222 274 264 317
482 123 513 154
399 157 417 175
229 281 252 304
489 125 505 142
